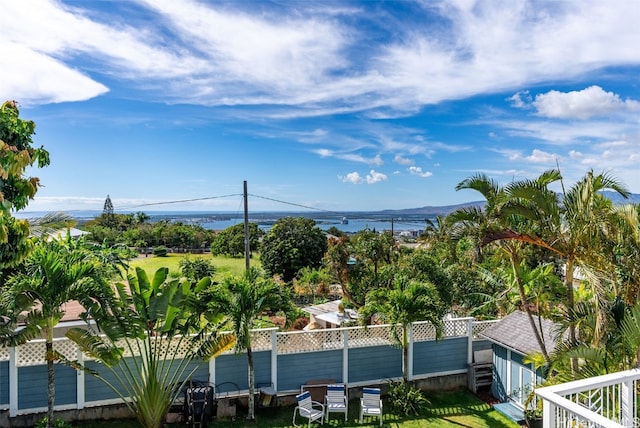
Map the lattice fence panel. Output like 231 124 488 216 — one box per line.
472 320 498 340
413 322 437 342
17 341 46 367
250 330 273 352
346 325 393 348
0 346 9 362
53 338 79 362
443 319 469 338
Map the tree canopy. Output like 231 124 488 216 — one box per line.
260 216 328 282
0 100 50 268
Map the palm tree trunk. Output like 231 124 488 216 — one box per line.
247 346 255 420
511 256 551 366
565 258 579 374
46 339 55 428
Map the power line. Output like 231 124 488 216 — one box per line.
248 193 348 216
115 194 242 211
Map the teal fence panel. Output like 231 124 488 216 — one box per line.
277 350 343 391
413 337 468 375
473 339 492 353
0 361 7 406
18 365 76 409
348 346 401 383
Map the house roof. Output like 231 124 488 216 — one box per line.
481 310 563 356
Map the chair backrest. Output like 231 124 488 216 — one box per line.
326 384 346 403
362 388 381 407
296 391 313 410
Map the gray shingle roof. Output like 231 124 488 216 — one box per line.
482 310 563 356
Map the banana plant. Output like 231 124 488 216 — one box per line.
66 267 234 428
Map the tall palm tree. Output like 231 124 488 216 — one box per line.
0 238 113 428
449 169 562 365
206 268 294 420
359 274 446 380
67 267 234 428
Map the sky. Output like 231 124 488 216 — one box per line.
2 0 640 214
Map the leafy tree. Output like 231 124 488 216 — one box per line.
205 268 294 420
260 217 327 282
179 256 216 283
66 267 234 428
0 100 50 268
359 274 446 379
210 222 263 257
325 229 398 307
0 238 113 428
295 266 332 303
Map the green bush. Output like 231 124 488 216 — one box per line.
386 379 430 415
152 246 168 257
36 417 71 428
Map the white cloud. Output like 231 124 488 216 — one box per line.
366 170 387 184
533 86 640 120
338 172 363 184
408 166 433 178
568 150 583 159
508 91 532 109
315 149 333 157
394 155 414 165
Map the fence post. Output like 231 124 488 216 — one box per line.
467 319 474 365
407 323 414 381
542 399 554 428
209 357 216 386
9 347 17 417
271 330 278 391
621 377 635 426
342 329 349 385
76 347 85 409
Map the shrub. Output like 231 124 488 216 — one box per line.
36 417 71 428
179 256 216 282
153 246 168 257
386 379 430 415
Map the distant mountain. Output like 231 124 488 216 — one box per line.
600 191 640 205
378 191 639 217
376 201 485 216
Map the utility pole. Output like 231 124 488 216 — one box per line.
243 180 250 271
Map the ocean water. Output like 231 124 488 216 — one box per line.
14 210 430 233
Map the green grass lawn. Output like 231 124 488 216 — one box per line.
128 252 260 279
76 390 518 428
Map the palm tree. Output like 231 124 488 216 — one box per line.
0 238 113 428
359 274 447 380
449 169 562 365
66 267 234 428
206 267 294 420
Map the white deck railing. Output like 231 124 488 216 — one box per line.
535 368 640 428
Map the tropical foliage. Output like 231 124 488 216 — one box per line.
0 237 115 428
66 267 234 428
205 268 295 420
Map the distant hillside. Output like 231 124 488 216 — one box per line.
376 201 485 216
380 191 639 217
601 191 640 204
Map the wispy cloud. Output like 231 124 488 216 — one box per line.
3 1 640 114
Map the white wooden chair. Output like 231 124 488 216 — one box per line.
325 384 348 421
293 390 325 427
359 387 382 426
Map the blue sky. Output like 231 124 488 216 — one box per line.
2 0 640 213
